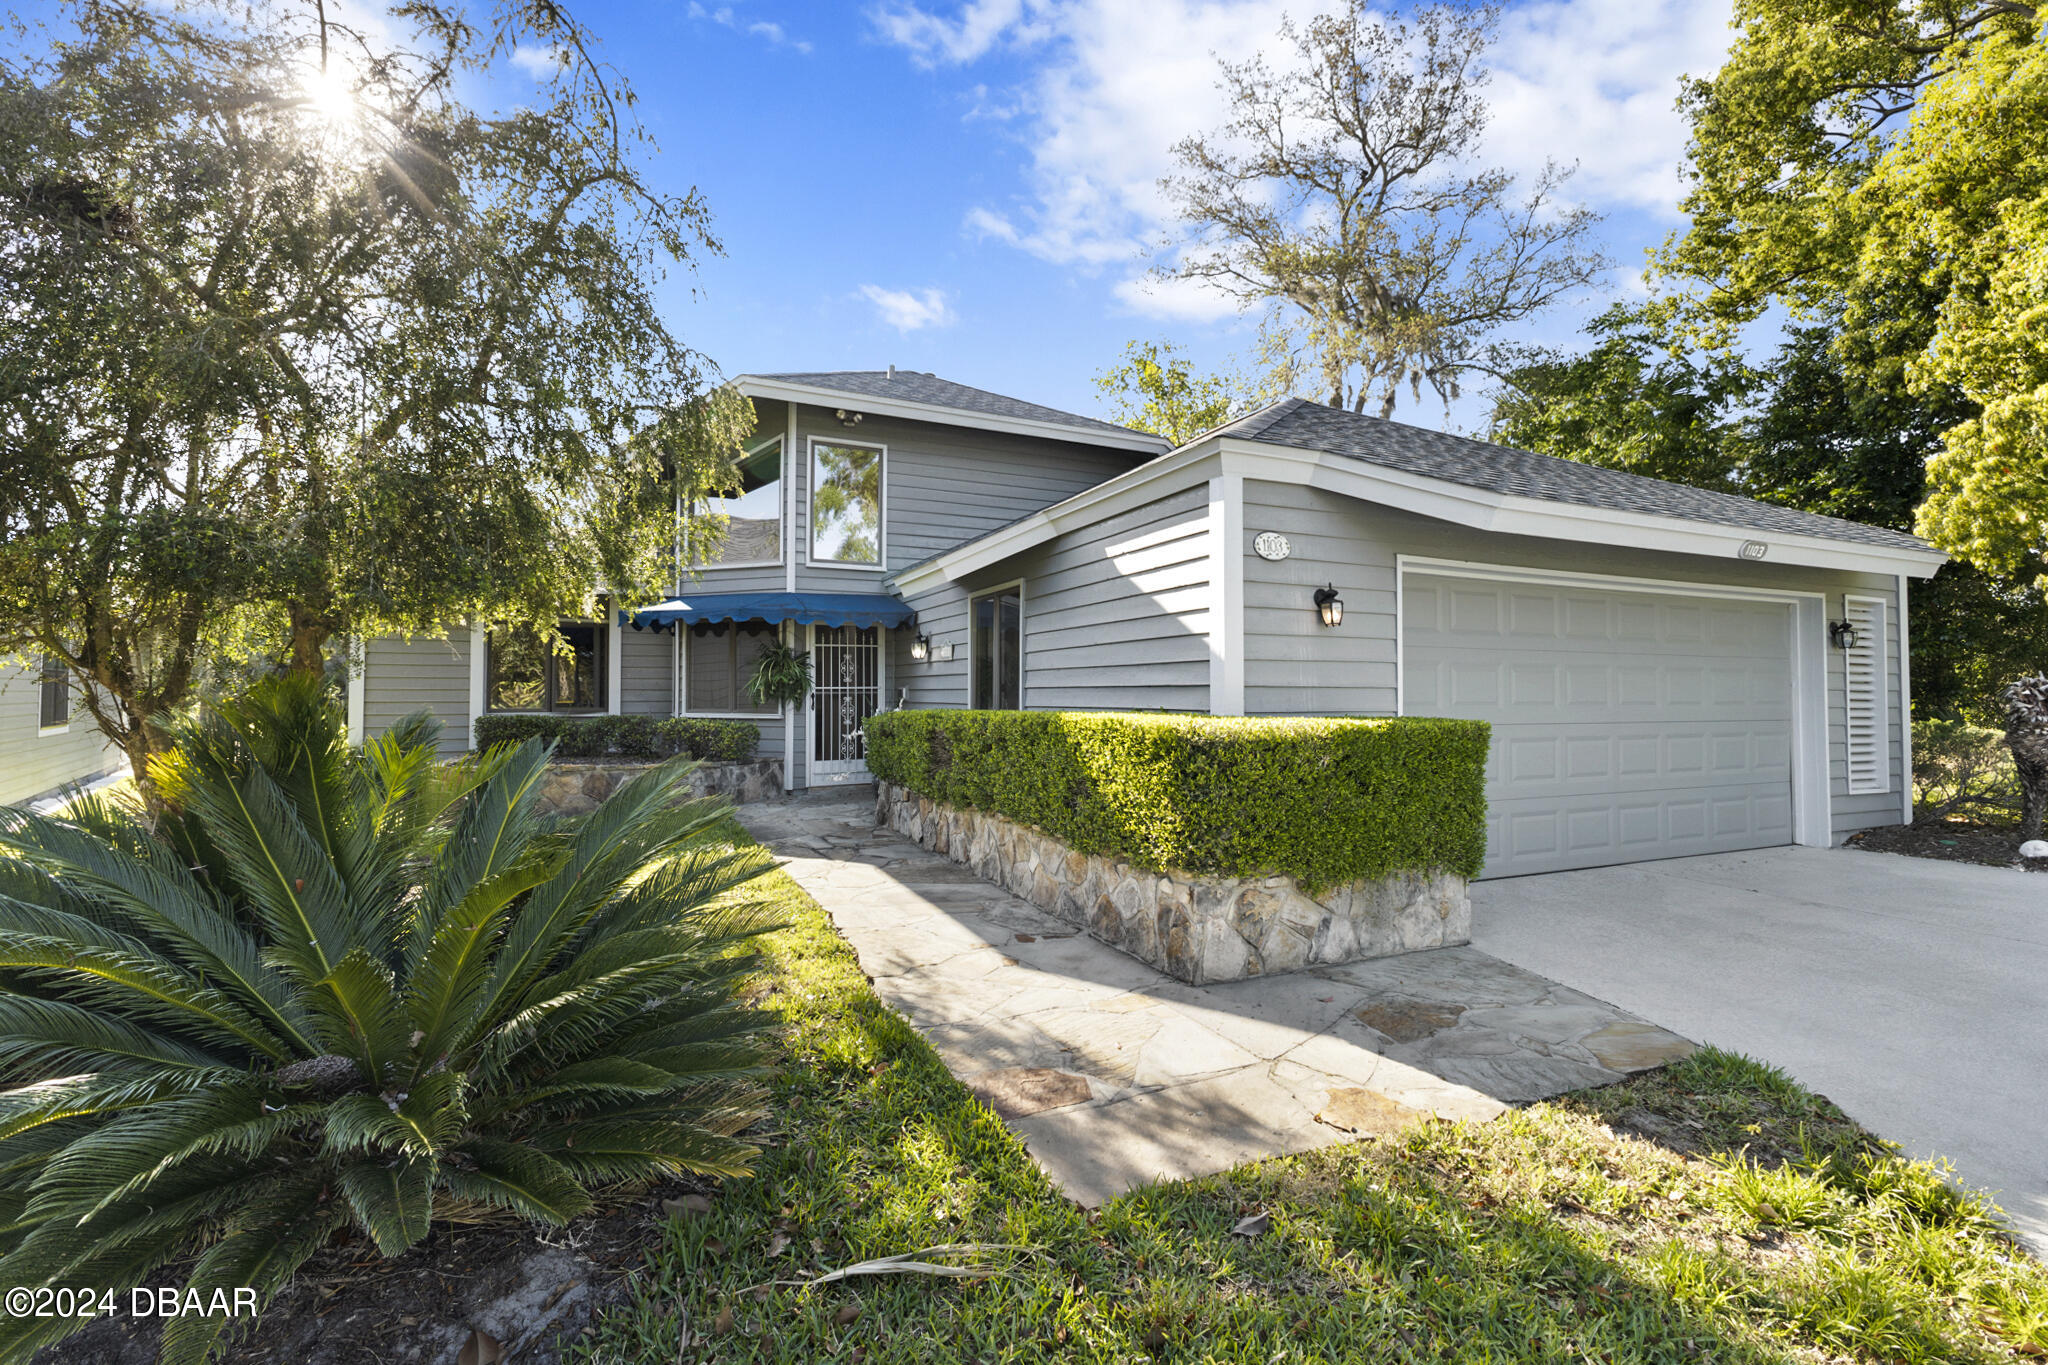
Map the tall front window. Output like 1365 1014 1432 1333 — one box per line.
685 619 778 715
972 588 1022 710
37 653 67 729
811 441 883 566
693 439 782 567
487 622 607 713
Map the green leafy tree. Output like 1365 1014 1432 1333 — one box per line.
1489 305 1757 489
0 677 776 1363
1158 2 1607 418
1094 340 1263 447
1656 0 2048 582
0 0 753 781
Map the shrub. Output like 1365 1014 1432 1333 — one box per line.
1912 716 2019 822
471 712 759 763
863 709 1489 889
0 677 778 1363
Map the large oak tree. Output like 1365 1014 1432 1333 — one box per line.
1157 2 1607 419
0 0 751 780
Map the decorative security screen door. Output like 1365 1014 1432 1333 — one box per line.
810 625 881 782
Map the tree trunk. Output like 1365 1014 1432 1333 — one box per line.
287 602 334 678
2008 728 2048 841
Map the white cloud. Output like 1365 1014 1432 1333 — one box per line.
874 0 1732 313
686 3 814 54
963 206 1022 244
871 0 1049 66
859 285 958 331
1111 272 1247 324
509 44 568 78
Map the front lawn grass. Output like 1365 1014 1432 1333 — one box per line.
582 828 2048 1364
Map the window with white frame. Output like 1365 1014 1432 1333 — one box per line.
810 441 883 566
37 653 67 729
685 619 778 715
486 622 607 713
971 588 1022 710
692 438 782 567
1843 596 1889 795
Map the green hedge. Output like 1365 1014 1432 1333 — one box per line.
471 713 760 763
863 710 1489 889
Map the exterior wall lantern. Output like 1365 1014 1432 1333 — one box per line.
1828 619 1860 651
1313 583 1344 628
909 632 931 662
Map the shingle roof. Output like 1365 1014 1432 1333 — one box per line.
751 370 1163 445
1220 398 1932 553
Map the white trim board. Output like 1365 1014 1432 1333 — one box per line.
345 638 366 746
1207 474 1244 716
892 435 1946 593
735 375 1169 455
1395 555 1833 850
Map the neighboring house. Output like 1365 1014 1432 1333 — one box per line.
353 371 1946 879
0 655 123 807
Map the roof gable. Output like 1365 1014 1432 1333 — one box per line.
736 370 1169 454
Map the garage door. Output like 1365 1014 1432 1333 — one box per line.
1402 571 1795 878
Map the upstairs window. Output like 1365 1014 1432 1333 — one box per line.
811 440 883 566
38 654 67 729
686 619 778 715
692 439 782 567
487 622 607 713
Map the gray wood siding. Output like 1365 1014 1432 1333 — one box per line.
898 486 1212 714
619 626 674 715
0 664 123 805
685 401 1140 598
897 581 973 710
362 632 473 756
1239 480 1907 839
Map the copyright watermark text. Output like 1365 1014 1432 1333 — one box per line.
4 1286 258 1319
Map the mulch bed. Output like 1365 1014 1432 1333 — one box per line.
1848 819 2048 872
36 1174 716 1365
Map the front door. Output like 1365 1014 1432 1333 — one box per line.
810 624 881 783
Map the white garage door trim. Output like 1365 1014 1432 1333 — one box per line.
1396 555 1832 851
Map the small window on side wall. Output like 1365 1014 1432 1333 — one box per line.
811 441 883 566
38 654 67 729
972 589 1021 710
487 622 607 713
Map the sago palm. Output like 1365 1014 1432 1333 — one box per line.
0 677 778 1363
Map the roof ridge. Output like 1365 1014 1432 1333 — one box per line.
1244 399 1933 554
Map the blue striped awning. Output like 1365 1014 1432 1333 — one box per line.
628 591 913 630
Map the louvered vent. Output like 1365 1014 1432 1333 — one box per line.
1843 597 1888 795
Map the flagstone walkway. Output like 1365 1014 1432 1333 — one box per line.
738 791 1695 1205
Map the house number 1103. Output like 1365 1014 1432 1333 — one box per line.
1252 532 1291 561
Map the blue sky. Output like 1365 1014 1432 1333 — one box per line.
553 0 1740 434
24 0 1740 433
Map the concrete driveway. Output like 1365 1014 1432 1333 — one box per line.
1472 845 2048 1254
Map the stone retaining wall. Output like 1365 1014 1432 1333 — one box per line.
875 781 1469 985
536 759 782 816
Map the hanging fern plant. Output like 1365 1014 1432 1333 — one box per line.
747 639 813 707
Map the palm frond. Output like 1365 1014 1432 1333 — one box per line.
0 995 233 1073
0 934 291 1060
155 1173 342 1365
338 1154 436 1255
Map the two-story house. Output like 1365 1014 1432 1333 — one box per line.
352 368 1946 879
